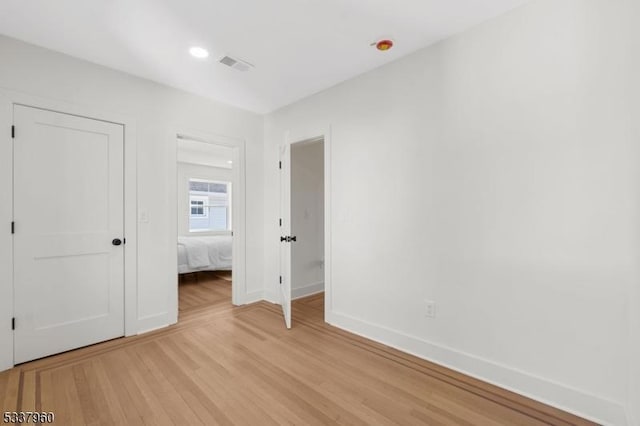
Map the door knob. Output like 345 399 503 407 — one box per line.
112 238 122 246
279 236 297 242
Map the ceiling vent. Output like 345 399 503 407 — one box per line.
219 55 254 72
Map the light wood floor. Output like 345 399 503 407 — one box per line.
0 275 595 425
178 271 232 312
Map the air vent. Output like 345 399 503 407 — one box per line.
219 55 254 72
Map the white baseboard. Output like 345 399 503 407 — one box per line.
292 281 324 300
0 359 11 373
260 284 324 305
241 290 266 305
328 310 627 426
263 289 280 304
136 312 172 335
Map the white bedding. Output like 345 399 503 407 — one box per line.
178 235 232 274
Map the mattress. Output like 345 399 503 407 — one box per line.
178 235 232 274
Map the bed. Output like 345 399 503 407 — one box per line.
178 235 232 274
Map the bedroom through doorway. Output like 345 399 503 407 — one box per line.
176 136 235 316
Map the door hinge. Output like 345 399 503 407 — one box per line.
279 161 282 169
11 222 14 234
123 238 126 245
279 218 282 226
11 125 15 139
11 317 15 330
279 276 282 284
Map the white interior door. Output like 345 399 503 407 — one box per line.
279 144 292 328
13 105 125 364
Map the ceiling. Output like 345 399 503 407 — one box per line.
0 0 529 114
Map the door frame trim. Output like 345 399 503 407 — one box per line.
0 89 138 371
169 127 247 315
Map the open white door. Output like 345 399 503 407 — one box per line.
279 144 292 328
13 105 125 363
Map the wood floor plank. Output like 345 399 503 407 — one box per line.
0 274 596 425
38 371 56 421
0 368 20 411
130 342 209 426
20 370 36 426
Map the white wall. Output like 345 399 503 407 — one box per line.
264 1 638 424
0 34 264 359
627 1 640 422
177 138 234 169
291 141 324 299
177 162 233 236
630 281 640 426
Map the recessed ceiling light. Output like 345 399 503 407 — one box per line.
189 46 209 59
227 160 233 164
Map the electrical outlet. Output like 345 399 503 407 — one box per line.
425 300 436 318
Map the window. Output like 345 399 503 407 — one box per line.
190 196 208 217
188 179 231 232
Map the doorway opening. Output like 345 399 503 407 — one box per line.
280 137 326 328
176 136 236 316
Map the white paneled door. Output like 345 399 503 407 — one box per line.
13 105 125 364
279 144 292 329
